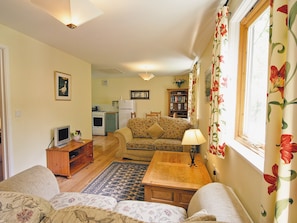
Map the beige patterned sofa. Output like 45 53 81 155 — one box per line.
0 165 253 223
114 116 192 161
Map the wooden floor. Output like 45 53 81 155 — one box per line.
56 134 122 192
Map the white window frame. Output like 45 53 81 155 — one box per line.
225 0 268 173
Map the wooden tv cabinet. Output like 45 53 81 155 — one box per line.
46 139 93 178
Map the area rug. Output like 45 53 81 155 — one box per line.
82 162 148 202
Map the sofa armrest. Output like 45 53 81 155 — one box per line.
115 127 133 142
187 183 253 223
0 165 60 200
114 127 133 158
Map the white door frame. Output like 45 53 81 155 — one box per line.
0 46 13 178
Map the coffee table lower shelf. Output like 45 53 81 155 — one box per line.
144 185 196 209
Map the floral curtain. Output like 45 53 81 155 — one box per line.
188 62 198 127
261 0 297 222
208 6 229 158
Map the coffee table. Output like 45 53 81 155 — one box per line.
142 151 212 209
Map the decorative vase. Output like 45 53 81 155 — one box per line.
72 130 81 141
73 135 81 141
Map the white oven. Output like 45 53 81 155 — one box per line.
92 111 106 135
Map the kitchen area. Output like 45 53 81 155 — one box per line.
92 100 136 136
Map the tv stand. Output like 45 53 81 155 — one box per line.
46 139 93 178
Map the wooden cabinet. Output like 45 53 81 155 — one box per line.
46 139 93 178
167 88 188 118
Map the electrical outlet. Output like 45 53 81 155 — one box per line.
212 164 219 181
214 168 219 181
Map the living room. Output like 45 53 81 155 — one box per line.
1 0 297 222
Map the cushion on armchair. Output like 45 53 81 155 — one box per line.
114 200 187 223
0 191 54 223
49 192 117 210
40 206 144 223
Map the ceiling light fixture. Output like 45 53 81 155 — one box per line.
138 72 155 81
31 0 103 29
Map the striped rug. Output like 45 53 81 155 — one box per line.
82 162 148 202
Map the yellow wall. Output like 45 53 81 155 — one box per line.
92 75 188 118
0 24 92 174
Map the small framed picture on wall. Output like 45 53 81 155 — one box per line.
205 67 211 100
55 71 71 100
130 90 150 100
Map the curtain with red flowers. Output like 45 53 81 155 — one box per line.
188 62 198 127
208 6 229 158
261 0 297 222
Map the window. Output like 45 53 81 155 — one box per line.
236 0 270 154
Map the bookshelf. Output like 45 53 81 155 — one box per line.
167 88 188 118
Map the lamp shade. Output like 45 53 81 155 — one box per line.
138 73 155 81
31 0 103 28
181 129 206 145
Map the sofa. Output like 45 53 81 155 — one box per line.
0 165 253 223
114 116 192 161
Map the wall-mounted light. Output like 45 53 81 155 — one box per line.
31 0 103 29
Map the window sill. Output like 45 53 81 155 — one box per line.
227 139 264 173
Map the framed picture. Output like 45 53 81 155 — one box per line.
130 90 150 100
55 71 71 100
205 67 211 99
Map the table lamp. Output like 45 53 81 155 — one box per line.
182 129 206 167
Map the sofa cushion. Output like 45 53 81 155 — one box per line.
127 138 156 151
128 117 158 138
49 192 117 210
40 206 144 223
147 122 165 139
0 191 54 223
115 200 187 223
154 138 183 152
158 116 191 140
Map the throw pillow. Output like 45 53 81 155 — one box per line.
147 122 165 139
183 209 216 222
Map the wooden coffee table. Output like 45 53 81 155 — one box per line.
142 151 212 209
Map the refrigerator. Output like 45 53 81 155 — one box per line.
119 100 136 128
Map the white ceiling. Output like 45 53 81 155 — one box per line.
0 0 225 78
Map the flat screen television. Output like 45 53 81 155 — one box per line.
54 125 70 147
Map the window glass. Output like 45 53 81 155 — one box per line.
237 2 270 152
243 7 270 146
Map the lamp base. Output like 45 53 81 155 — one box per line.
189 159 197 167
189 147 197 167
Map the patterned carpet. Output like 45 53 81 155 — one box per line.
82 162 148 201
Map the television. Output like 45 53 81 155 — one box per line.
54 125 70 147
